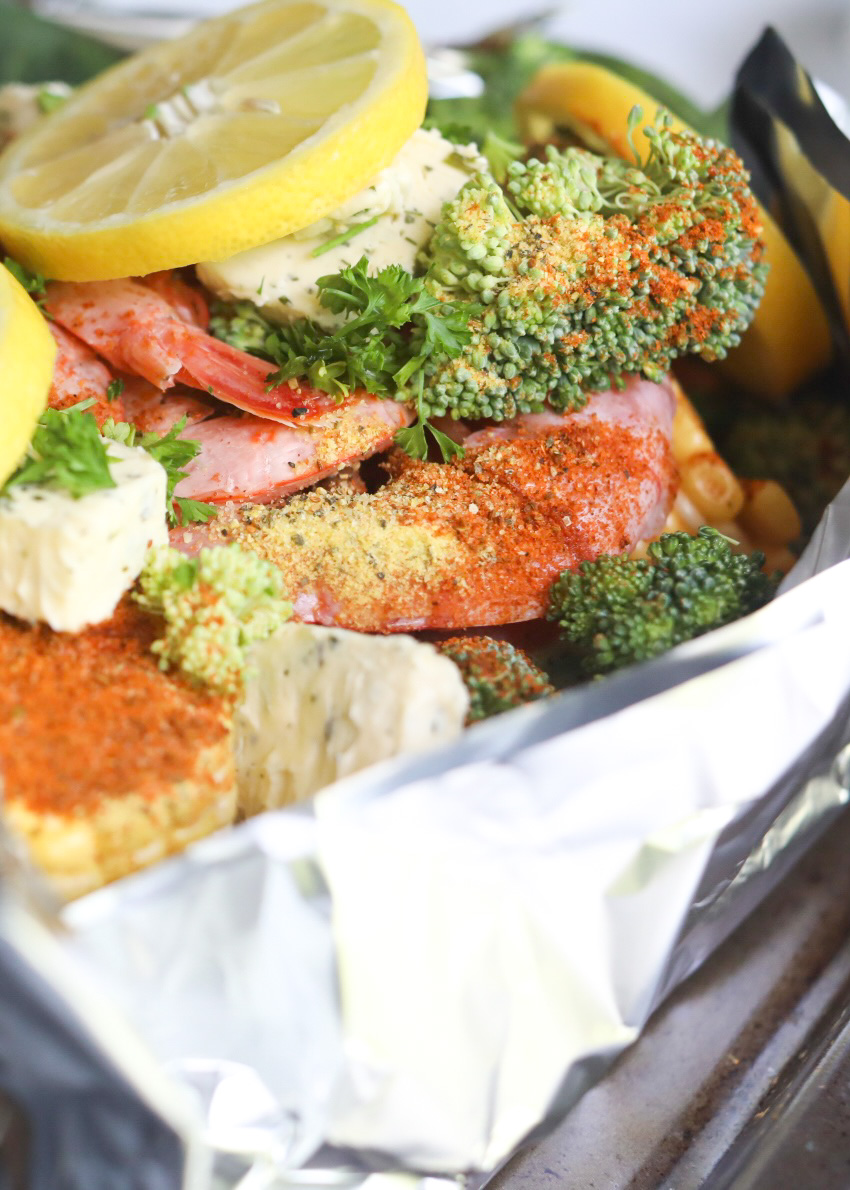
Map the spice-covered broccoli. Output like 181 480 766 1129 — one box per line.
418 112 767 422
437 635 554 721
134 544 292 696
548 527 778 676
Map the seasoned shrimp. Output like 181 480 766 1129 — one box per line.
173 398 412 504
120 378 215 435
174 376 677 631
142 270 210 329
116 368 411 504
45 278 355 427
47 323 125 426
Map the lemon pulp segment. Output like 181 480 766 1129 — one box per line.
517 62 833 399
0 263 55 486
0 0 427 280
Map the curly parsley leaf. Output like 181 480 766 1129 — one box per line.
4 255 47 304
209 257 476 462
174 497 218 527
316 257 424 334
394 377 465 464
102 415 217 527
3 402 116 498
2 403 215 526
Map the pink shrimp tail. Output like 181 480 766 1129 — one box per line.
44 278 348 427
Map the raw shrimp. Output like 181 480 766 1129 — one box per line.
47 323 125 426
45 277 356 427
46 274 413 502
173 398 412 504
120 378 215 435
174 376 678 631
142 271 210 329
115 367 411 503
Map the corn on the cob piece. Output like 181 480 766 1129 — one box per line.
635 379 802 573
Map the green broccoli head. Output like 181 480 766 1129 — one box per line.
419 109 768 423
548 527 778 676
506 145 604 217
135 544 292 696
208 300 277 356
437 636 554 721
424 173 514 300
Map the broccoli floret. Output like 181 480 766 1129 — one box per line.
506 145 604 217
419 110 767 422
548 527 778 676
437 636 554 721
134 544 292 696
208 300 277 357
714 396 850 539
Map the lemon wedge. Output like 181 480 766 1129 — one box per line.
517 62 833 399
0 262 56 486
0 0 426 281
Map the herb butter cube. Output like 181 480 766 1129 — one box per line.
198 128 484 329
0 440 168 632
235 623 470 813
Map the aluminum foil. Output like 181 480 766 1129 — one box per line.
733 26 850 367
17 475 838 1186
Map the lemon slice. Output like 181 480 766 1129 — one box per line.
0 0 426 282
517 62 833 399
0 263 56 486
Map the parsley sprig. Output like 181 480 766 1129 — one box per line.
4 255 47 305
2 402 215 527
102 416 217 527
395 373 464 462
4 401 115 498
211 257 479 462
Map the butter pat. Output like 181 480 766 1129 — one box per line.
235 622 469 813
0 440 168 632
198 128 485 329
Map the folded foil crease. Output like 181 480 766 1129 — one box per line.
733 26 850 362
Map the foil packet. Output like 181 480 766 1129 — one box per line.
3 487 846 1189
5 28 850 1190
733 26 850 367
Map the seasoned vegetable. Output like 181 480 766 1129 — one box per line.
419 111 766 421
134 545 292 696
438 636 554 721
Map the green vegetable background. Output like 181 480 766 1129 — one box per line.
0 2 124 84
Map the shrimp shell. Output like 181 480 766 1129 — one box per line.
45 277 355 427
47 323 124 426
174 377 678 631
